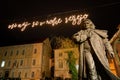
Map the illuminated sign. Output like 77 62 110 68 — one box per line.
8 14 88 31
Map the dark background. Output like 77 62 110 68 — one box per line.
0 0 120 46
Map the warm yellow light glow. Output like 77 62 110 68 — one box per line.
76 64 79 71
8 14 88 31
32 21 39 27
46 17 62 26
1 60 5 67
8 22 31 31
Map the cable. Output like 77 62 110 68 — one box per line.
94 1 120 8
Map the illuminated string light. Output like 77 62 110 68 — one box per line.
65 14 87 25
46 17 62 26
40 22 46 26
8 22 31 31
8 14 88 31
32 21 39 27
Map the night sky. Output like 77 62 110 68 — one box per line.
0 0 120 46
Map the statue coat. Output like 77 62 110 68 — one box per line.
73 29 120 80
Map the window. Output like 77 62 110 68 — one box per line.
14 60 17 67
34 48 37 54
20 60 23 66
18 72 21 77
31 72 34 78
32 59 36 66
59 60 63 68
22 50 25 55
16 50 19 55
76 64 79 71
8 61 11 67
25 73 27 78
4 51 7 56
12 72 14 77
118 38 120 41
0 72 2 77
59 52 62 57
10 51 13 56
1 60 5 67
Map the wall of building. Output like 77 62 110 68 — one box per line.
54 48 79 79
0 38 52 80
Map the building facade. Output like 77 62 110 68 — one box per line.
0 38 52 80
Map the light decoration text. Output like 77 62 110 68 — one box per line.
8 14 88 31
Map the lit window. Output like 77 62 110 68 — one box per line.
76 64 79 71
1 60 5 67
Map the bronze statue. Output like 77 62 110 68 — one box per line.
73 19 120 80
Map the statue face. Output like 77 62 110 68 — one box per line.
84 19 95 29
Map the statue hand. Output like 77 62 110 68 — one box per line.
109 52 114 58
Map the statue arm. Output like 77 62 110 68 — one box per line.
103 38 114 58
73 30 88 42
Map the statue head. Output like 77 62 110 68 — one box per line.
82 19 96 29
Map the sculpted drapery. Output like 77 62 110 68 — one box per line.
73 19 120 80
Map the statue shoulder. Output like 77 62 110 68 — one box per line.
94 29 108 38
